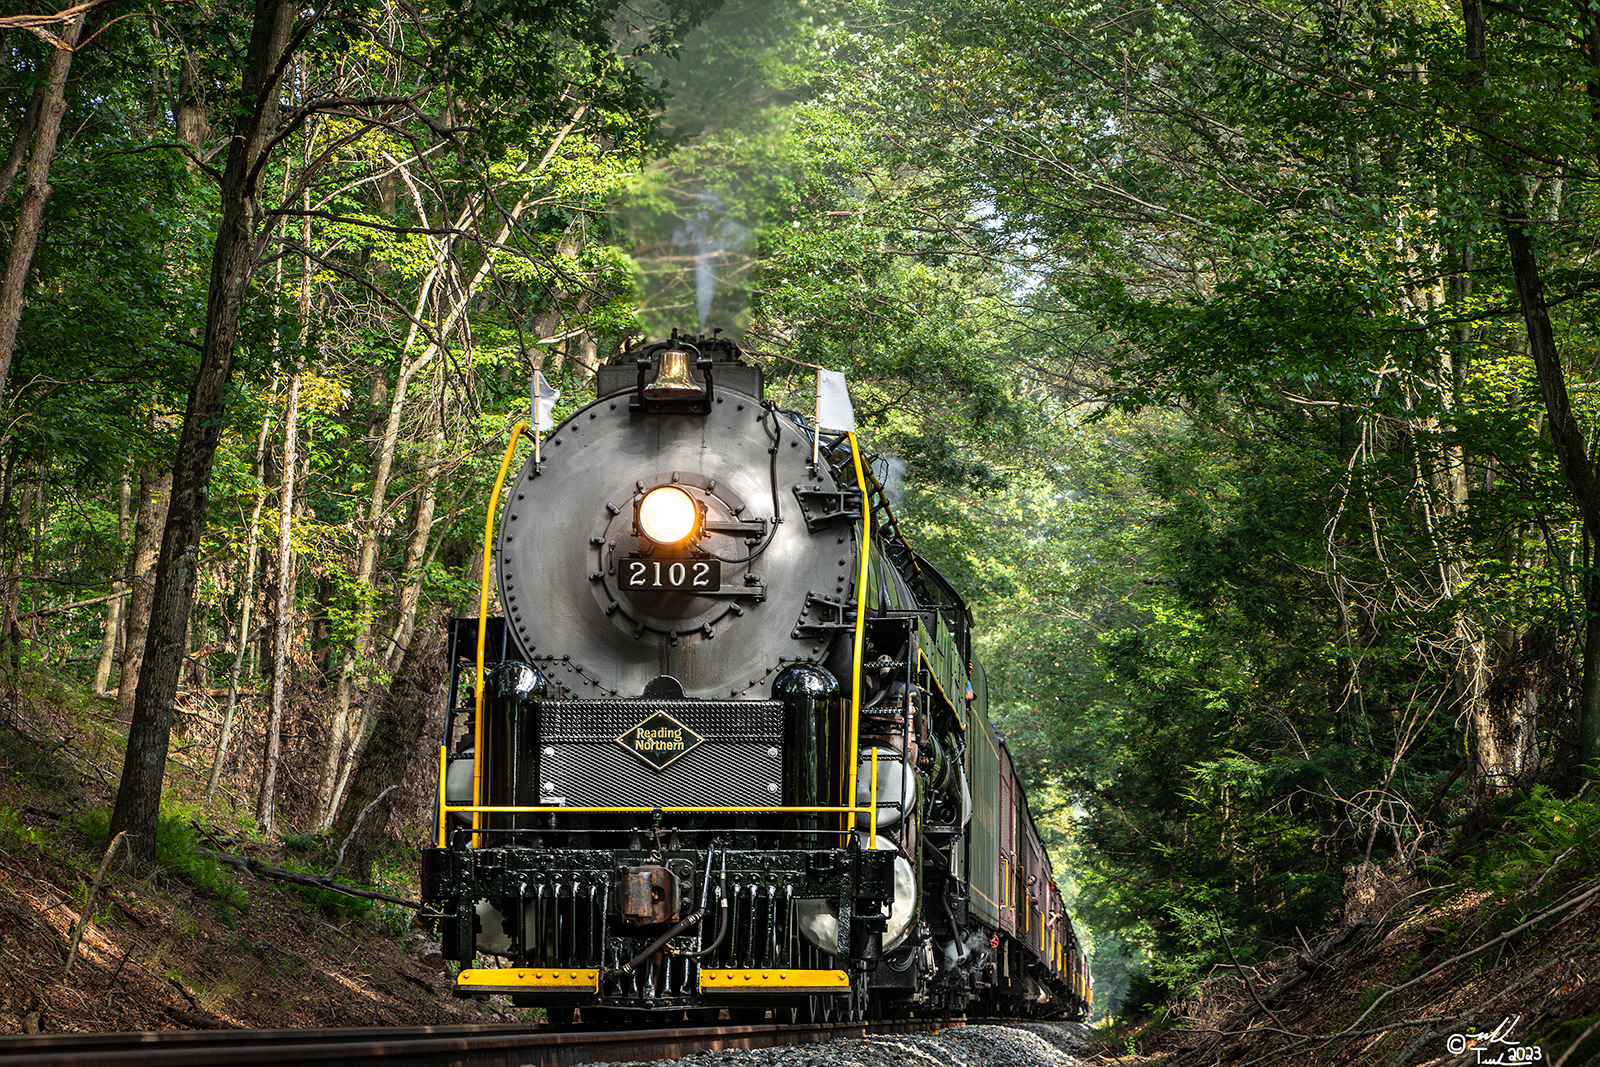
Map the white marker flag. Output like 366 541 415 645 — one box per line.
817 369 856 432
532 370 560 431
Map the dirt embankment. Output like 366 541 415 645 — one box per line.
1094 859 1600 1066
0 703 510 1035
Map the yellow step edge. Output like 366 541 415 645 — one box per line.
455 967 599 992
698 968 850 993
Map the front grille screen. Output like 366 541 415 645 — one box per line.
540 700 783 807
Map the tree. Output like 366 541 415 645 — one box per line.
103 0 720 872
0 1 93 402
110 0 301 872
738 0 1600 995
1457 0 1600 774
326 617 442 882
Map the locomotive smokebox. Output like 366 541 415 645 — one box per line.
496 335 857 701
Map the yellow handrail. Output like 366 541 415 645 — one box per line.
444 804 876 814
435 744 447 847
472 420 530 847
846 433 870 847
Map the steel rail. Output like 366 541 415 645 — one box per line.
0 1016 971 1067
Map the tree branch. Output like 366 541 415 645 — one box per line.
202 848 420 909
326 784 398 881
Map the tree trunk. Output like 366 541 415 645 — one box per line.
1502 210 1600 775
384 427 443 675
1462 0 1600 778
0 82 45 214
1 462 37 675
257 368 301 836
0 7 86 404
206 406 276 799
173 47 210 151
326 441 442 820
1583 555 1600 777
116 467 172 722
93 471 132 695
327 618 443 883
110 0 300 874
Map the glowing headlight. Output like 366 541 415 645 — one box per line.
637 486 698 544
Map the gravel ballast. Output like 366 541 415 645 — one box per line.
584 1022 1094 1067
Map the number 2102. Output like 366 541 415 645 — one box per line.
624 559 714 589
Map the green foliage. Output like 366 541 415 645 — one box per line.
153 809 248 925
757 0 1600 1011
428 0 721 151
1468 787 1599 902
266 837 414 937
75 799 249 925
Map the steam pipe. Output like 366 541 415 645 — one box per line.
665 888 731 960
941 891 970 965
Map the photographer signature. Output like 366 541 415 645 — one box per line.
1446 1016 1543 1063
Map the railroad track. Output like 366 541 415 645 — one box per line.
0 1016 969 1066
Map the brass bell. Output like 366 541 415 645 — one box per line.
645 345 702 398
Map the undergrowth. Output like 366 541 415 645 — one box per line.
77 800 251 925
1469 786 1598 907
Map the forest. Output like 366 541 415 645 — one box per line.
3 0 1599 1023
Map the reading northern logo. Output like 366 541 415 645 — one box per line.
1445 1016 1542 1064
616 712 703 770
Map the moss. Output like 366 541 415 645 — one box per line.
1535 1016 1600 1066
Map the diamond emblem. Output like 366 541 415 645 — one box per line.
615 711 704 770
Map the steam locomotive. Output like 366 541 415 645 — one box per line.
419 333 1092 1024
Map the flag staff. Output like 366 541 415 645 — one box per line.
533 371 543 466
755 349 852 465
813 370 823 468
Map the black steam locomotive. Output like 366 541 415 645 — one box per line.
419 334 1091 1024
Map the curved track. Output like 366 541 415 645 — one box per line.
0 1017 968 1066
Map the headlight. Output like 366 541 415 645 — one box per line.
637 485 698 544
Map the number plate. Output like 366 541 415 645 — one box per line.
619 557 722 591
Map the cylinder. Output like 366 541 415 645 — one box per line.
775 664 841 830
481 660 546 837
